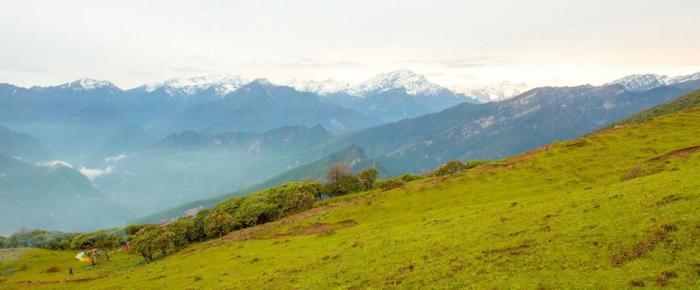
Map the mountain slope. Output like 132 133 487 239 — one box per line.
0 155 131 235
4 93 700 289
320 80 700 175
0 125 51 160
606 88 700 127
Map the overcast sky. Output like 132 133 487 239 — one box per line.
1 0 698 89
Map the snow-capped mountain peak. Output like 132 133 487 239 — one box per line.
667 72 700 85
456 82 530 103
145 74 247 96
60 78 121 92
353 70 444 96
285 79 351 95
609 74 669 92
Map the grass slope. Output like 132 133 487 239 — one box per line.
3 108 700 289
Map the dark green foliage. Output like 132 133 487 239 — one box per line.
69 229 125 250
399 173 421 182
432 160 468 177
190 209 210 242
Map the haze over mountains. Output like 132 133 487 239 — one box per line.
1 70 699 233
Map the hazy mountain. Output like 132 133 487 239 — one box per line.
170 79 378 134
134 144 380 224
93 125 336 214
0 125 51 160
0 155 131 235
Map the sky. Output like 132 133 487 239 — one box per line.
1 0 699 90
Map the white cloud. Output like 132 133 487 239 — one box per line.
38 160 74 169
105 154 128 164
79 166 113 181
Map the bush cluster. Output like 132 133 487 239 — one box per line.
0 228 126 251
129 181 326 261
431 160 487 177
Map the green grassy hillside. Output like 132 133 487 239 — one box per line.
2 107 700 289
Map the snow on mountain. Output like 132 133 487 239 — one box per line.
145 74 247 97
609 74 668 92
23 78 121 94
609 72 700 92
456 82 529 103
667 72 700 85
285 79 351 95
352 70 445 96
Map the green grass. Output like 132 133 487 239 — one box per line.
3 108 700 289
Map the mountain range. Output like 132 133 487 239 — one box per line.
1 70 700 233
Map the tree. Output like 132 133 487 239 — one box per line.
325 162 352 185
131 226 159 262
325 162 354 196
358 168 379 190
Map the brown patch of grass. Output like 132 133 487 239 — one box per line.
621 164 644 181
654 269 678 285
655 195 689 207
201 199 357 247
611 223 678 266
647 144 700 162
45 266 60 273
482 240 533 257
278 219 359 238
629 279 645 287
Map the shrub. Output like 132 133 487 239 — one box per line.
1 229 77 250
432 160 468 177
399 173 421 182
69 229 124 250
376 179 405 191
204 212 235 238
357 168 379 191
125 224 149 237
190 209 210 242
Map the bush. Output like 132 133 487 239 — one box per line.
432 160 468 177
399 173 421 182
204 212 235 238
358 168 379 191
190 209 210 242
376 179 405 191
125 224 149 237
1 229 77 250
69 229 125 250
